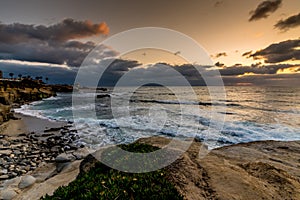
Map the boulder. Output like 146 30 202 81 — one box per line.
0 189 17 200
18 175 36 189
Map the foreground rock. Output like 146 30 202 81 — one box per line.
18 175 36 189
2 136 300 200
137 137 300 200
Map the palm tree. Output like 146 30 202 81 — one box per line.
9 73 14 79
45 77 49 84
18 74 22 79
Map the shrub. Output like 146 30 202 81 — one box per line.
42 143 183 200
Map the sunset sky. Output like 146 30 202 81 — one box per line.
0 0 299 86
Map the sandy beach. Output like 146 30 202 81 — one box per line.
0 114 66 137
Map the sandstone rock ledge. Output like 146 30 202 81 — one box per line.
2 137 300 200
137 137 300 200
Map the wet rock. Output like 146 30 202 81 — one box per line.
18 175 36 189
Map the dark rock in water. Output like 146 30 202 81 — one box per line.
96 87 108 91
96 94 110 98
194 136 204 143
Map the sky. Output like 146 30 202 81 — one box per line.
0 0 299 86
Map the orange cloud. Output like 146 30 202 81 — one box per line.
96 22 110 35
276 66 300 74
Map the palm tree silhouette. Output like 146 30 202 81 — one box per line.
9 73 14 79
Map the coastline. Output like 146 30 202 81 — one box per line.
1 94 300 199
1 112 300 199
0 104 88 200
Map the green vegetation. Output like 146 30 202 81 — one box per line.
41 143 183 200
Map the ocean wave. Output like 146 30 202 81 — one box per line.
14 106 49 120
130 99 241 107
43 96 63 101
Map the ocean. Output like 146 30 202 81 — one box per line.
15 86 300 149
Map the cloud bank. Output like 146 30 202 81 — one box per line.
0 19 115 67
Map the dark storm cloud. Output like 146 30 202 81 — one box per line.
18 55 295 86
250 39 300 63
0 19 114 67
274 12 300 31
213 52 227 58
0 18 109 43
249 0 282 21
96 60 298 86
82 59 141 86
86 61 216 86
0 62 77 84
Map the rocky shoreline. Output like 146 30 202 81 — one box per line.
1 127 300 199
0 116 89 200
0 81 299 199
0 125 83 181
0 79 73 125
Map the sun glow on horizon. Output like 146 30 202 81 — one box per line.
276 66 300 74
